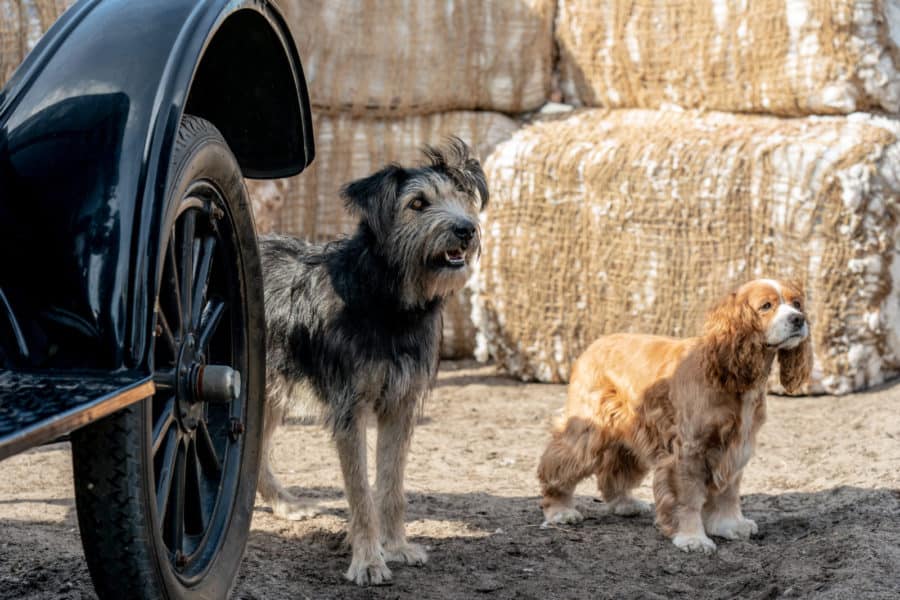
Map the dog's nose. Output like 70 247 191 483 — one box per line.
453 222 476 243
789 313 806 330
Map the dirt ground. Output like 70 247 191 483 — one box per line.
1 360 898 599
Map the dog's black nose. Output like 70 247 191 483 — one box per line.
790 313 806 329
453 222 476 243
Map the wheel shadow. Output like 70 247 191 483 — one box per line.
1 486 898 600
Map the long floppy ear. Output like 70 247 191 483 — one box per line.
701 292 768 393
778 336 813 393
341 164 408 240
423 136 489 210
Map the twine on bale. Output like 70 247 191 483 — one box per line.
556 0 900 116
279 0 554 117
474 108 900 394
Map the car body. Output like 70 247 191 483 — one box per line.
0 0 314 459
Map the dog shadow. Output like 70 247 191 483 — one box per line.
1 486 897 599
233 485 899 600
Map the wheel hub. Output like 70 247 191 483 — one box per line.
175 334 203 431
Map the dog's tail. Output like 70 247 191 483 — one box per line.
537 415 606 506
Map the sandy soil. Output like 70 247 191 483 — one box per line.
1 361 899 599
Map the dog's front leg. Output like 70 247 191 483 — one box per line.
376 399 428 566
335 418 391 585
664 451 717 554
703 472 757 540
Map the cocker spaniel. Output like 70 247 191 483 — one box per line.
537 278 812 553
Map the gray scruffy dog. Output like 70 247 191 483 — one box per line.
257 138 488 586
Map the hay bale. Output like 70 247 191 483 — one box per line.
556 0 900 116
272 110 519 241
1 0 70 85
441 288 477 359
474 108 900 394
280 0 554 116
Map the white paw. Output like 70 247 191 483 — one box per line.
345 551 392 586
707 517 758 540
541 507 584 527
384 542 428 565
271 499 319 521
609 497 652 517
672 533 717 554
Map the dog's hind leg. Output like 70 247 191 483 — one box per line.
257 383 318 520
595 444 651 516
335 413 391 586
537 417 603 525
376 399 427 566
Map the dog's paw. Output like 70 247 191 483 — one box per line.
345 553 392 586
609 497 652 517
672 533 717 554
384 542 428 566
541 507 584 527
271 499 319 521
707 516 758 540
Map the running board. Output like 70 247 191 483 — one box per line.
0 371 155 461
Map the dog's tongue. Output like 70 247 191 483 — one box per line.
445 249 465 264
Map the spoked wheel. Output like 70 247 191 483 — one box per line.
71 116 265 599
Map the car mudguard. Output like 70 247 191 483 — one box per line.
0 0 314 373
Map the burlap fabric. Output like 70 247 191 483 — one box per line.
278 0 554 116
1 0 69 85
246 110 518 358
474 108 900 394
557 0 900 116
251 110 519 240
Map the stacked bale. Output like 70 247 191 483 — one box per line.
279 0 555 116
250 111 519 239
1 0 70 85
556 0 900 116
474 109 900 394
249 0 555 358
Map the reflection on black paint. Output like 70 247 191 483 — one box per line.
0 93 128 368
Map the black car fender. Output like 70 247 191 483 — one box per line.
0 0 314 373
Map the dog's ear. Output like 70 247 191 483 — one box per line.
423 136 489 210
701 291 768 393
341 164 408 240
778 330 813 393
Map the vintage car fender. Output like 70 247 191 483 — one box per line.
0 0 314 375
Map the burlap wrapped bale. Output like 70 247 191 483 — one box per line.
556 0 900 116
247 110 518 358
473 108 900 395
273 110 519 240
1 0 69 85
245 178 288 235
279 0 554 116
441 287 477 359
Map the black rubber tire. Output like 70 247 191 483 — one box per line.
70 115 265 599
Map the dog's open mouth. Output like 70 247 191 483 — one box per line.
439 249 467 269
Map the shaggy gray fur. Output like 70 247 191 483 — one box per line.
256 137 487 585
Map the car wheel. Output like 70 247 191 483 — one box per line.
70 115 265 599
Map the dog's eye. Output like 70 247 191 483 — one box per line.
408 196 429 211
792 300 802 309
760 302 772 311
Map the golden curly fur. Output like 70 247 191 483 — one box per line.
537 279 812 553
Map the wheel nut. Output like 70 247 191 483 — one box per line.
229 419 245 440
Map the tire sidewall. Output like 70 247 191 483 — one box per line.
148 119 265 598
